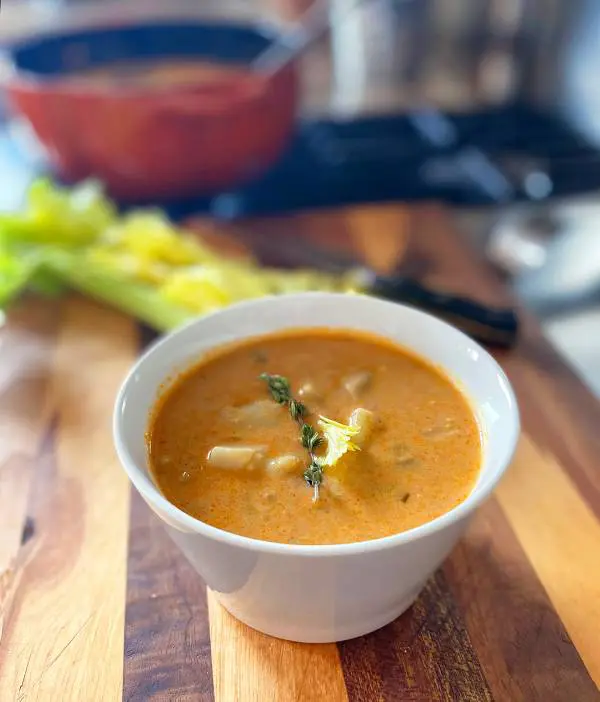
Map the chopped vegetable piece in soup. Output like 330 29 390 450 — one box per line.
147 329 481 545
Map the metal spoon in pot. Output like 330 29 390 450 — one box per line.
252 0 374 77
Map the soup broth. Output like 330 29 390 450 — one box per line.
67 59 249 88
148 329 481 545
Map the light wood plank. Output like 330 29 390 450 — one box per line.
346 205 410 274
0 300 58 570
207 590 349 702
496 436 600 686
0 297 137 701
0 299 59 650
0 458 35 576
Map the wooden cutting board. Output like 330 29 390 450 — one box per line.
0 203 599 702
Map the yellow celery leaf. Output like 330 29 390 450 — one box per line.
158 262 277 313
87 249 170 285
160 268 232 313
317 415 361 468
103 211 221 267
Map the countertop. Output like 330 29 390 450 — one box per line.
0 203 599 701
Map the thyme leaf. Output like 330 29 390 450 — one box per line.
259 372 324 500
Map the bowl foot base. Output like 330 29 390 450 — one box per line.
216 585 424 644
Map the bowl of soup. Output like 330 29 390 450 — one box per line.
113 293 519 642
3 22 297 200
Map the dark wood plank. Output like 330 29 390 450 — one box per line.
123 493 214 702
338 570 493 702
444 498 600 702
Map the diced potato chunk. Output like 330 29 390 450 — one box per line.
423 418 459 441
221 400 281 428
398 453 416 467
207 445 265 471
326 476 347 500
349 407 374 447
343 371 372 399
266 454 302 476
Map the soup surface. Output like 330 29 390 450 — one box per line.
148 329 481 545
68 59 249 89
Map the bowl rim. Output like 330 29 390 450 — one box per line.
113 292 520 557
1 19 286 96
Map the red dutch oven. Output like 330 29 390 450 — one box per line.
4 22 299 201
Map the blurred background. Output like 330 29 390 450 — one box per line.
1 0 600 392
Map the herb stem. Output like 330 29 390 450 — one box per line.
259 373 324 500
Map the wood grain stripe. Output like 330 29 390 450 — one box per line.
501 334 600 518
338 569 493 702
0 458 35 575
0 297 136 701
496 436 600 687
346 204 410 274
207 591 348 702
123 493 214 702
445 498 600 701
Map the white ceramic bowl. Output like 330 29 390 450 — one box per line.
113 293 519 643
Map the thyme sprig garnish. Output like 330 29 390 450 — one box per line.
259 373 324 501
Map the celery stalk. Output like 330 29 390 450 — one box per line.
44 250 193 331
0 249 44 307
0 178 357 331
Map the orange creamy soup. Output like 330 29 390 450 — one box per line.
147 329 481 545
